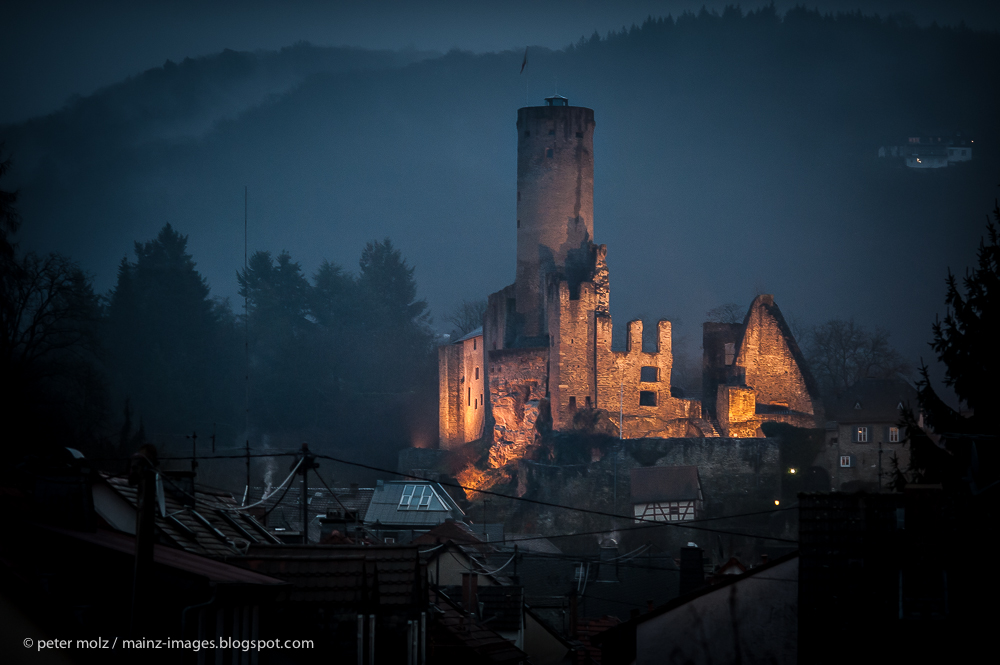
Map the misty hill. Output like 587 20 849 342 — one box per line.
4 6 999 369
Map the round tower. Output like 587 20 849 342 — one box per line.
515 96 595 341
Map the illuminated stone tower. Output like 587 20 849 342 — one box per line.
514 95 595 341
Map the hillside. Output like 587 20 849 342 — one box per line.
3 7 998 370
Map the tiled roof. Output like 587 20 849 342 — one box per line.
629 466 702 503
412 520 489 550
431 591 527 664
455 326 484 343
829 377 917 423
468 523 505 544
100 474 279 559
234 544 423 607
500 534 562 554
478 586 524 632
42 525 285 585
249 485 374 542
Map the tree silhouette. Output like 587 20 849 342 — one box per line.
105 224 239 438
896 199 999 492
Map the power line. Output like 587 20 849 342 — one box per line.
312 452 798 544
86 449 798 543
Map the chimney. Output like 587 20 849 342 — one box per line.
679 543 706 596
461 573 478 615
596 539 619 582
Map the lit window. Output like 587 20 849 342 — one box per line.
889 427 899 443
639 391 657 407
840 456 852 468
856 426 868 443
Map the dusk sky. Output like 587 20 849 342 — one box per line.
3 0 998 399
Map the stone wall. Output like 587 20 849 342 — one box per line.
548 279 597 430
717 385 759 437
487 347 549 467
438 342 461 449
438 334 486 449
736 295 820 421
511 437 784 544
596 318 701 438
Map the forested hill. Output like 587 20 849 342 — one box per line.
4 6 999 367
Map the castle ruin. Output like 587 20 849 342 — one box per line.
439 97 822 466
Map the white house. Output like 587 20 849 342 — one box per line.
630 466 703 523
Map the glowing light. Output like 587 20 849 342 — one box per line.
774 499 780 506
916 158 922 163
789 468 797 474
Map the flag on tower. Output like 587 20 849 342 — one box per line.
520 47 528 74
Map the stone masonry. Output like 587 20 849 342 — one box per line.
438 98 822 470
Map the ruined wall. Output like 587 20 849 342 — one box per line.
548 279 597 430
717 385 760 438
487 347 549 467
736 295 820 422
484 284 516 353
595 318 701 438
702 322 742 418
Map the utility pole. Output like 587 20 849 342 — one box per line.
878 439 883 492
244 185 251 503
186 431 198 474
615 361 623 533
299 443 318 544
482 499 491 540
129 449 156 635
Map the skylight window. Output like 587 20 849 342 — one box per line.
398 484 435 510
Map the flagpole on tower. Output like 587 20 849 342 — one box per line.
520 46 528 105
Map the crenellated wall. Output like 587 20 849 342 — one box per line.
596 318 701 438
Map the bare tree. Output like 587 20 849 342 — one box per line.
803 318 912 398
445 299 487 336
705 303 744 324
0 143 21 261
